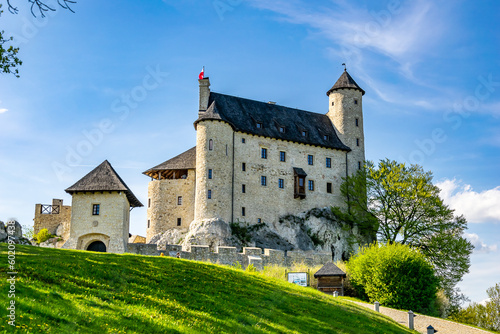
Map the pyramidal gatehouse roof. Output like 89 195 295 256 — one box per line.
65 160 143 207
326 70 365 96
314 262 347 278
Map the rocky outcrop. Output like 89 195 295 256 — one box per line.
181 218 239 251
0 220 31 245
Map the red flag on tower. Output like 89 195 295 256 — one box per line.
199 67 205 80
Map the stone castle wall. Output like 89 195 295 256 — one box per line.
327 88 365 175
33 199 71 236
127 244 333 270
146 169 195 242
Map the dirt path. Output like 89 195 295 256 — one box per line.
349 300 493 334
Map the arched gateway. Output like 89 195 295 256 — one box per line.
87 241 106 252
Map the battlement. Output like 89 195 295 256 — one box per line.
126 243 332 269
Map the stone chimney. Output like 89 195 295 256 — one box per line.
199 77 211 113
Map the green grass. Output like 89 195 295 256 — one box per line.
0 245 417 333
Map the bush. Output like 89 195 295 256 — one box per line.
34 228 56 244
347 243 439 315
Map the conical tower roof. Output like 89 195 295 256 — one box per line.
326 70 365 96
65 160 143 207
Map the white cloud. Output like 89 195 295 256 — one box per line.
0 108 7 114
464 233 498 254
437 179 500 223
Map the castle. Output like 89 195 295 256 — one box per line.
34 69 367 256
144 70 365 243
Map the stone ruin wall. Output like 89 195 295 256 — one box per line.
127 243 333 270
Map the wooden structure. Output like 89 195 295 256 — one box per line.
314 262 346 296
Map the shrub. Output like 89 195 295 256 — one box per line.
34 228 56 244
347 242 439 315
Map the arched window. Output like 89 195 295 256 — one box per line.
209 139 213 151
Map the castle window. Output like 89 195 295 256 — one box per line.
226 145 228 156
242 163 246 171
177 196 182 205
209 139 213 151
208 169 213 179
242 184 246 193
308 180 315 191
278 178 284 189
308 155 314 165
293 167 307 199
147 219 150 228
177 218 182 226
280 151 286 162
302 130 307 137
242 138 246 143
356 138 360 146
323 135 330 140
242 207 246 216
326 158 331 168
208 190 212 199
261 148 267 159
261 176 267 186
257 218 262 223
358 161 362 170
279 126 285 133
331 101 334 106
92 204 100 215
148 198 151 208
354 99 358 104
355 118 359 127
257 122 263 129
327 182 332 193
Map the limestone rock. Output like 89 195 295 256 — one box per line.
148 228 185 249
55 224 65 237
40 237 59 248
182 218 236 251
0 220 31 245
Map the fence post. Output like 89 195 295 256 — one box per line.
408 311 416 330
374 301 380 312
427 325 437 334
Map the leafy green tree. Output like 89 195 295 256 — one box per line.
347 242 439 315
340 159 474 315
0 0 76 77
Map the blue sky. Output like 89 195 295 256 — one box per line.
1 0 499 303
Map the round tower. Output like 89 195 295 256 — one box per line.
194 78 234 223
326 70 365 175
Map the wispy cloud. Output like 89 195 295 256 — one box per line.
437 178 500 223
0 108 8 114
465 233 498 253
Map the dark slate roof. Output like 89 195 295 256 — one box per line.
194 93 350 151
293 167 307 177
65 160 143 208
326 70 365 96
314 262 347 278
143 147 196 174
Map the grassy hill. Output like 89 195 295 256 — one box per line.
0 245 416 333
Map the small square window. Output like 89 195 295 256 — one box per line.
242 163 246 171
280 151 286 162
208 139 213 151
355 118 359 127
261 176 267 186
208 190 212 199
279 126 285 133
358 161 362 170
242 138 246 143
323 135 329 140
92 204 100 215
308 155 314 165
208 169 213 179
356 138 360 146
327 182 332 193
331 101 334 106
177 218 182 226
261 148 267 159
242 207 246 216
242 184 246 193
177 196 182 205
302 130 307 137
326 158 331 168
148 198 151 208
147 219 150 228
354 99 358 104
278 179 284 189
257 218 262 223
308 180 315 191
256 122 263 129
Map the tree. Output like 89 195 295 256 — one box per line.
340 159 474 315
0 0 76 77
347 242 439 315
